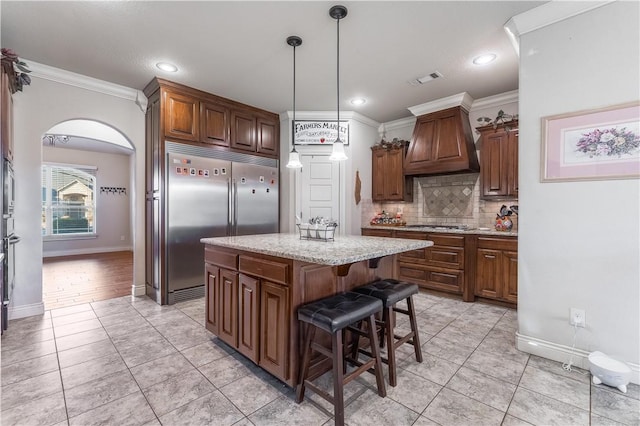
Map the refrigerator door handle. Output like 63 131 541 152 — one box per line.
227 178 233 236
233 179 239 235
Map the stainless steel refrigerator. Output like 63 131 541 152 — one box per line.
165 144 279 304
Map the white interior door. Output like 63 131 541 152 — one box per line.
296 154 341 230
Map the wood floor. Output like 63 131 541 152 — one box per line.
42 251 133 310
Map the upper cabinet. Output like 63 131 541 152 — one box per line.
477 121 518 199
371 144 413 202
404 106 479 176
201 102 230 147
1 68 14 162
146 78 279 159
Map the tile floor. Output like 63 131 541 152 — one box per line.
1 292 638 426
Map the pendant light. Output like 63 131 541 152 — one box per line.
285 35 303 169
329 5 348 161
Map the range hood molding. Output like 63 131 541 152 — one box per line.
407 92 474 117
403 105 480 177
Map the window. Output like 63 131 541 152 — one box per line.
42 163 97 237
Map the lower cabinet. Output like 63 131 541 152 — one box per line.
361 228 518 305
474 237 518 304
259 281 289 378
205 250 291 381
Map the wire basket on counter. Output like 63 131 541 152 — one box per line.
297 223 338 241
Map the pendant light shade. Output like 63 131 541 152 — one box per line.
329 5 348 162
286 35 303 169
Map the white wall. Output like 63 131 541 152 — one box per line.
517 1 640 380
42 146 132 257
279 111 379 235
11 76 145 318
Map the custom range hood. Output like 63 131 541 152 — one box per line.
404 92 480 176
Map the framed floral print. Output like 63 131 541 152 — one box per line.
541 102 640 182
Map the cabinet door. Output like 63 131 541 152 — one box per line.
481 130 508 198
386 148 405 200
205 264 219 334
371 149 387 201
218 269 239 348
259 281 290 380
230 110 256 152
508 130 519 197
475 248 502 299
256 117 278 156
164 91 199 141
201 102 229 147
238 274 260 362
502 250 518 303
1 71 13 161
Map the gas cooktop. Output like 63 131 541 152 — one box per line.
404 224 470 230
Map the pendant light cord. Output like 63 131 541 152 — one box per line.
335 15 341 142
293 42 296 129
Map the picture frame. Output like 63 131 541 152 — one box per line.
293 120 349 145
541 102 640 182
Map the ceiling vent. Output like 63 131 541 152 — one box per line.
409 71 443 86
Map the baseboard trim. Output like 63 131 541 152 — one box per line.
43 246 133 258
8 302 45 320
132 283 146 297
516 332 640 385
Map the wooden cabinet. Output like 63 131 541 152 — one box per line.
204 248 291 382
363 229 465 295
257 116 278 156
1 68 14 161
201 102 229 147
475 237 518 304
371 145 413 202
361 228 518 306
477 122 519 199
164 90 199 142
230 109 257 152
259 280 289 378
404 106 479 176
238 274 260 362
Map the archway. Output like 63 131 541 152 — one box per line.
41 119 135 310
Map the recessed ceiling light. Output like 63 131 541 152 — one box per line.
156 62 178 72
350 98 366 106
473 54 497 65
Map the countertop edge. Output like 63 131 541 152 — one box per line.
361 225 518 237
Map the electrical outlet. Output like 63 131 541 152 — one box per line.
120 236 125 241
570 308 586 327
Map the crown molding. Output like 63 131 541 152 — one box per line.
280 110 380 128
506 1 615 39
26 59 148 112
471 90 519 111
378 116 416 136
408 92 474 116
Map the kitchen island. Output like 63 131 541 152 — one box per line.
200 233 433 387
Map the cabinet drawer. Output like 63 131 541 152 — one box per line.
398 263 463 294
426 234 465 247
426 246 464 269
394 231 428 240
398 248 427 263
361 228 394 238
477 237 517 251
239 256 289 285
205 247 238 270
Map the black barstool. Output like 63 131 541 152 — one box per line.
296 291 386 426
352 278 423 386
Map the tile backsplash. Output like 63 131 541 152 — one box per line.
361 173 518 230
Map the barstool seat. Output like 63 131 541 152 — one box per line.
297 291 383 333
296 291 386 426
352 279 418 308
352 278 423 387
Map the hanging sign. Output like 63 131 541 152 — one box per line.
293 120 349 145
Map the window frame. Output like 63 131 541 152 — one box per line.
42 162 98 240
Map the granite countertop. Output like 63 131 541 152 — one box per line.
361 225 518 237
201 233 433 266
